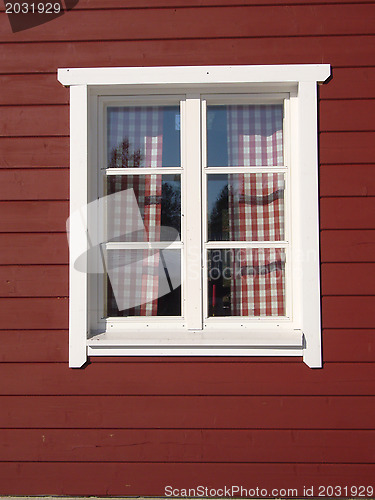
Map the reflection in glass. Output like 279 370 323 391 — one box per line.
207 248 286 317
208 173 285 241
107 106 180 168
107 175 181 242
207 104 284 167
106 249 181 317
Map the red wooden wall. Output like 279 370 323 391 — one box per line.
0 0 375 495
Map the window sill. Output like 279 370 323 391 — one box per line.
87 329 303 357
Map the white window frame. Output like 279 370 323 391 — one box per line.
58 64 331 369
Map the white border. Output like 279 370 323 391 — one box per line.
68 85 89 368
58 64 331 368
58 65 330 86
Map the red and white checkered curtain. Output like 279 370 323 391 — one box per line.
227 105 285 316
107 106 163 316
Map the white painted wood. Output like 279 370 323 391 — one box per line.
58 64 331 86
68 85 89 368
204 166 287 173
99 95 184 106
105 241 183 250
282 95 292 325
104 317 293 329
297 81 322 368
59 64 331 367
205 241 287 249
88 329 302 346
202 93 289 105
289 91 303 337
88 347 303 357
201 98 209 320
85 83 299 97
106 167 182 175
183 95 203 329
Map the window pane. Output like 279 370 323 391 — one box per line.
207 104 283 167
207 173 285 241
207 248 286 317
107 174 181 242
106 249 181 317
107 106 180 168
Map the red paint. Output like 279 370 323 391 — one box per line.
1 395 374 429
2 5 375 43
0 0 374 495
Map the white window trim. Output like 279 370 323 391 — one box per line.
58 64 331 369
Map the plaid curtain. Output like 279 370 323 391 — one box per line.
227 105 285 316
107 107 163 316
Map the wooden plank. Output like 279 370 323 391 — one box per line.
0 331 68 362
0 0 374 11
1 330 374 363
4 68 372 105
1 4 375 42
0 136 372 172
0 233 68 264
0 265 68 297
320 230 375 263
0 395 374 429
323 329 375 363
320 197 375 230
0 428 374 463
0 169 68 200
0 105 68 137
0 201 68 232
320 131 375 164
0 298 68 329
323 296 375 329
0 137 68 167
320 165 375 197
320 100 375 132
0 362 373 396
0 462 374 496
0 74 69 105
0 68 358 101
1 37 374 74
2 0 374 10
320 67 375 100
321 263 375 295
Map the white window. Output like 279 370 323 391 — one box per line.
58 64 330 368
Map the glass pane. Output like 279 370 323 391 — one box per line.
207 173 285 241
107 106 180 168
106 249 181 317
207 248 286 317
107 174 181 242
207 104 283 167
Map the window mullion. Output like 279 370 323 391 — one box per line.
183 95 203 329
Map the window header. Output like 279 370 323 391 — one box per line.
58 64 331 87
60 64 330 368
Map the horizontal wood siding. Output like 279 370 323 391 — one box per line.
0 0 374 496
1 4 375 42
1 429 374 462
1 462 375 497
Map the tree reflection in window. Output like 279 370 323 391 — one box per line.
109 138 143 168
